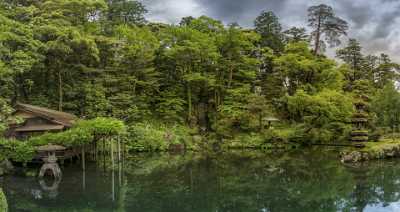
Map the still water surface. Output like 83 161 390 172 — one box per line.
2 149 400 212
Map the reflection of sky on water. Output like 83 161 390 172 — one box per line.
365 202 400 212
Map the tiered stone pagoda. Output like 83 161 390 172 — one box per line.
350 96 369 142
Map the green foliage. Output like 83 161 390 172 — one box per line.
75 117 126 136
254 11 284 52
0 188 6 212
126 122 193 152
106 0 147 26
0 99 14 134
285 89 353 143
371 83 400 129
0 2 398 151
31 117 126 147
284 27 309 43
0 118 125 162
0 139 35 162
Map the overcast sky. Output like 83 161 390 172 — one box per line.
143 0 400 62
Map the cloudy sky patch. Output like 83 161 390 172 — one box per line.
143 0 400 62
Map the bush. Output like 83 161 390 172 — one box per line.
0 117 126 163
125 122 193 152
0 188 7 212
29 117 126 147
0 139 35 163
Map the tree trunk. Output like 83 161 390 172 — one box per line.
187 84 192 121
228 65 233 88
58 70 63 112
313 15 322 55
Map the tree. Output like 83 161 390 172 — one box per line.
182 15 224 34
106 0 147 25
273 42 337 95
0 13 41 103
336 39 364 81
217 24 260 90
373 54 399 88
179 16 195 26
284 27 309 43
308 4 348 55
160 26 220 124
105 25 160 122
254 11 284 53
371 83 400 130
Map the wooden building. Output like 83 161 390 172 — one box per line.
5 103 77 139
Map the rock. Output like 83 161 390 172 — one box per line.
341 151 362 163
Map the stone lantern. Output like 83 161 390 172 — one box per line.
37 144 66 179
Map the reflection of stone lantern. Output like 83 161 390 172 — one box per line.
37 144 66 179
39 177 61 199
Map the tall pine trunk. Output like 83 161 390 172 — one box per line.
187 66 192 122
58 69 63 112
187 84 192 121
313 15 322 55
228 65 233 88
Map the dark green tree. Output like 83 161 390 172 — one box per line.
254 11 284 53
284 27 309 43
336 39 364 82
106 0 147 25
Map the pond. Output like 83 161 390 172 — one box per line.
2 148 400 212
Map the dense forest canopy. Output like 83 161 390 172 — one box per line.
1 0 400 144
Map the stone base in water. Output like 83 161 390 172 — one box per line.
340 140 400 163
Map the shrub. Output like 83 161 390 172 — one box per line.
125 122 192 152
0 117 126 163
0 188 7 212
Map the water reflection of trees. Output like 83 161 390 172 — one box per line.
123 150 400 212
4 150 400 211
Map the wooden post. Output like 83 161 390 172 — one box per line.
82 145 85 171
82 168 86 191
112 167 115 202
118 137 121 163
103 138 106 159
119 157 122 187
111 139 114 170
95 141 98 162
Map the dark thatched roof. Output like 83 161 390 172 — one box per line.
16 103 77 127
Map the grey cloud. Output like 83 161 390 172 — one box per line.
193 0 291 27
335 1 372 30
372 5 400 39
143 0 400 62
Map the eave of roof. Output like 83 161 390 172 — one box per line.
16 103 77 127
14 124 65 132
